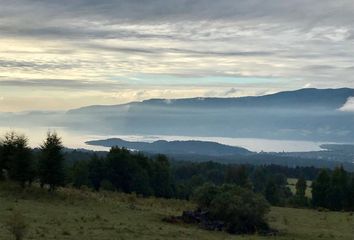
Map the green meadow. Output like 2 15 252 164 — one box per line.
0 183 353 240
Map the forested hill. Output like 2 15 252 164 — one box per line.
71 88 354 112
85 138 252 156
2 88 354 142
66 88 354 142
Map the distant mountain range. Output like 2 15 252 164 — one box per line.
70 88 354 113
1 88 354 142
86 138 252 156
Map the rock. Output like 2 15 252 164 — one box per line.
181 210 225 231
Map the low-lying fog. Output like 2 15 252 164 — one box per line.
0 127 337 153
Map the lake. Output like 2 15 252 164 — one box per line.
0 127 336 153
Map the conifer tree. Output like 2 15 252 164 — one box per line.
2 132 34 187
312 170 331 208
38 132 65 191
296 177 307 197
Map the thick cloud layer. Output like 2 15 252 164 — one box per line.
1 0 354 111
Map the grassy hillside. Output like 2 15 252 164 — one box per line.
0 183 353 240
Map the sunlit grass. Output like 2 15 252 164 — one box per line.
0 182 353 240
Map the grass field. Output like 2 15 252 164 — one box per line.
0 182 353 240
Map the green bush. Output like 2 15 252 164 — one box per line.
193 184 271 234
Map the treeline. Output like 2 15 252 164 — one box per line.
71 147 174 198
173 162 294 206
72 155 309 207
0 132 174 197
0 132 66 191
173 160 354 211
171 152 354 172
312 167 354 211
1 132 353 212
172 161 319 203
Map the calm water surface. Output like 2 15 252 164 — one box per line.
0 127 338 153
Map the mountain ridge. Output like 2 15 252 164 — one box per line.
68 88 354 113
2 88 354 142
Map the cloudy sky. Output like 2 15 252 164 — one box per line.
1 0 354 111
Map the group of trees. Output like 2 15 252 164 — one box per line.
312 166 354 211
0 132 64 191
0 132 174 198
173 161 354 211
70 154 301 204
173 162 297 206
65 148 354 212
1 131 353 212
70 147 174 198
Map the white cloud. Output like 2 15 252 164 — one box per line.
1 0 354 110
303 83 312 88
340 97 354 112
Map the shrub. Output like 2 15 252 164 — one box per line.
192 183 219 209
193 184 271 234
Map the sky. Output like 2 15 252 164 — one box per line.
1 0 354 111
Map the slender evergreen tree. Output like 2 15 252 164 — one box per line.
347 176 354 211
1 132 34 187
296 177 307 197
328 166 348 210
264 178 279 205
88 155 106 191
38 132 65 191
152 154 173 198
71 160 89 189
312 170 331 208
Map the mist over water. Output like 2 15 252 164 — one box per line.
0 127 335 153
0 127 108 151
1 89 354 148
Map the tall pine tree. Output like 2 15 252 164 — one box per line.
38 132 65 191
1 132 35 187
88 155 106 191
296 177 307 197
328 166 348 210
312 170 331 208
